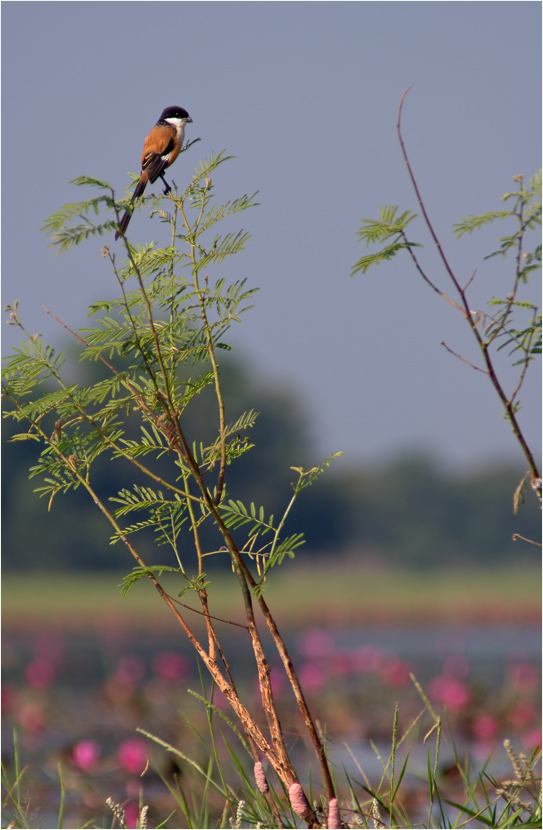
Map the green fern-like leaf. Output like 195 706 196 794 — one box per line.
351 242 420 276
352 206 420 276
452 211 512 238
356 205 418 245
119 566 182 596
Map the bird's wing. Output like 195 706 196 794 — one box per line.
141 125 176 183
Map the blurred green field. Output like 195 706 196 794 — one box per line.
2 563 540 632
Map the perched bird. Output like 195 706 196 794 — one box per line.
115 106 192 240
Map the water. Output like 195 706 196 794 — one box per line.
2 624 541 828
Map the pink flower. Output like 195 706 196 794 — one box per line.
471 714 500 742
25 658 56 689
152 650 190 682
379 657 412 688
428 674 470 712
71 739 101 772
117 738 148 775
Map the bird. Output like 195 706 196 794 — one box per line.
115 106 192 240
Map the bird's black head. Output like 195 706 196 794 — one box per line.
158 106 192 124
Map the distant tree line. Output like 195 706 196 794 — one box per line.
2 351 539 573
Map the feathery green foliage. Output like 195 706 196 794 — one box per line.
3 149 342 824
351 205 420 275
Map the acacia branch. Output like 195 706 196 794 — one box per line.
166 416 335 804
397 88 541 488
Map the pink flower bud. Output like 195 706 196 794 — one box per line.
71 739 101 772
117 738 147 775
254 761 269 794
289 782 311 819
327 797 341 829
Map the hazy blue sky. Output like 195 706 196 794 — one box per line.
2 2 541 472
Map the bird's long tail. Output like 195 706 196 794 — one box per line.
115 176 148 240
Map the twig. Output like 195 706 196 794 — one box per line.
512 533 542 547
396 88 541 488
440 341 488 373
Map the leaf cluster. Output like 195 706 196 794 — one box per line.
351 205 420 276
3 151 341 586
